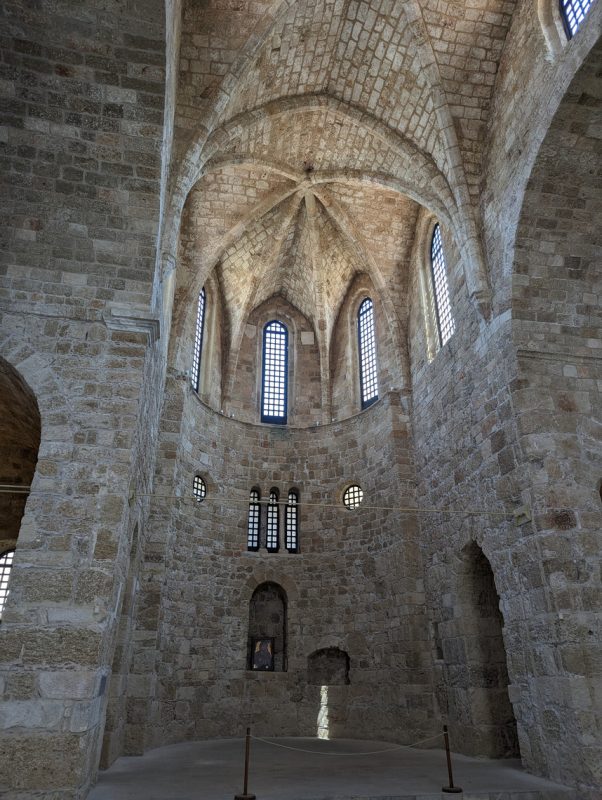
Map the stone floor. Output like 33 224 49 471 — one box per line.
89 737 576 800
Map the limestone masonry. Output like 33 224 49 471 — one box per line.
0 0 600 798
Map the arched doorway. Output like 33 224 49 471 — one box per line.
444 542 519 758
0 357 41 619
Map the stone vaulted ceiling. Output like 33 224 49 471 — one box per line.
178 161 419 354
172 0 521 348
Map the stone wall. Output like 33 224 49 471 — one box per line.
227 295 322 427
0 0 168 796
508 40 602 791
130 383 434 748
408 38 602 797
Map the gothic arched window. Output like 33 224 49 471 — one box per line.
357 298 378 409
191 287 206 392
430 224 455 348
560 0 594 36
0 549 15 620
285 490 299 553
261 320 288 424
247 488 261 551
266 488 280 552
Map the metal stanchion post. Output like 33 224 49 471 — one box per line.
441 725 462 793
234 727 257 800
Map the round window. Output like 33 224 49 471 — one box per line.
343 484 363 510
193 475 207 502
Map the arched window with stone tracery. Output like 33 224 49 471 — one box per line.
261 320 288 424
429 223 455 349
357 298 379 409
190 286 206 393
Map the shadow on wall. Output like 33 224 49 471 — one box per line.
443 542 519 759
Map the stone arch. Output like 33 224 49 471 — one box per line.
0 357 41 540
247 581 288 672
162 94 490 329
443 541 519 759
0 342 69 615
538 0 570 56
173 268 229 411
0 356 41 616
508 38 602 788
168 96 462 347
486 8 601 289
330 273 405 420
308 647 350 686
512 36 601 347
225 294 322 428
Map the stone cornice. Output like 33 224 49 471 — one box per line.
103 304 161 346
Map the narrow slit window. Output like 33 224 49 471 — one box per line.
285 490 299 553
261 321 288 424
358 298 379 408
560 0 594 36
247 489 260 551
0 549 15 620
430 224 456 348
266 489 280 552
191 287 206 393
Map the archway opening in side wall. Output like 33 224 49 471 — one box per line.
0 357 41 621
444 542 519 759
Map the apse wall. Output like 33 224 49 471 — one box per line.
408 44 602 792
146 385 436 747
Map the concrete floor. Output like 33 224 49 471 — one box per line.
89 737 576 800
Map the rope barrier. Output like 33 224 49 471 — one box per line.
233 727 462 799
249 731 444 756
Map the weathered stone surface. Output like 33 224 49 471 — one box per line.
0 0 600 799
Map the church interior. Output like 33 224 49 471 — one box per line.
0 0 600 797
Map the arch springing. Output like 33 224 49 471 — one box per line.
560 0 594 36
0 549 15 620
285 490 299 553
247 488 261 551
430 224 455 348
357 298 378 408
266 488 280 552
261 320 288 424
191 287 206 392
